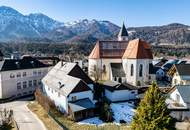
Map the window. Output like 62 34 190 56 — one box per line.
38 71 42 75
33 71 37 76
28 80 32 87
174 79 177 85
17 82 21 90
23 72 27 77
139 64 143 77
71 96 77 101
130 64 134 76
131 91 135 94
176 94 180 102
29 91 33 94
17 72 21 78
38 80 42 85
33 80 37 86
103 65 106 73
10 73 15 78
23 81 27 88
118 77 122 83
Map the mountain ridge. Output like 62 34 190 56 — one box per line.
0 6 190 45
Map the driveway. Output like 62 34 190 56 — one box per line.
0 98 47 130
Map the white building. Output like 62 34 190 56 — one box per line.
88 23 154 86
103 81 138 102
0 56 51 99
42 61 95 121
168 64 190 86
167 85 190 120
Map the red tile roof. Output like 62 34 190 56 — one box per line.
89 40 128 59
122 39 153 59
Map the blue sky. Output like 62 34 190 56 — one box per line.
0 0 189 27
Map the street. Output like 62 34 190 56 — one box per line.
0 98 47 130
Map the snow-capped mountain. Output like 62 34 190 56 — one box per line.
1 6 190 45
0 6 120 43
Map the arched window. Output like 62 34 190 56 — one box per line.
139 64 143 77
103 65 106 73
130 64 134 76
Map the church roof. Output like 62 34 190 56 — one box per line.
122 39 153 59
118 23 128 37
89 40 128 59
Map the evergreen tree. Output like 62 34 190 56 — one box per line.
131 83 175 130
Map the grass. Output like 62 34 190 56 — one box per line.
27 101 130 130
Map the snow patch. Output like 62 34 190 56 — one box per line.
77 117 104 126
111 102 135 124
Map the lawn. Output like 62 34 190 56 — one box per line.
27 101 131 130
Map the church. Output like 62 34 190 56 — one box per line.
88 23 155 87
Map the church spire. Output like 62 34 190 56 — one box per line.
118 22 128 41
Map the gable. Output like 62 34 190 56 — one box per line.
70 81 91 94
68 64 93 84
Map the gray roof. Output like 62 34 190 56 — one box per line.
118 23 128 37
103 81 138 92
176 85 190 104
69 98 95 112
0 56 49 71
175 64 190 76
110 63 125 77
42 61 92 96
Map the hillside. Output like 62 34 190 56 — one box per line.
0 6 190 45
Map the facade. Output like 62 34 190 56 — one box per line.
42 61 95 121
167 85 190 120
168 64 190 86
88 23 154 86
103 81 138 102
0 56 51 99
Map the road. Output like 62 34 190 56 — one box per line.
0 98 47 130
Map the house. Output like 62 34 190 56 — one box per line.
0 56 51 99
166 85 190 120
88 23 154 86
103 81 138 102
42 61 95 121
168 64 190 86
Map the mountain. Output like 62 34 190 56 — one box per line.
0 6 190 45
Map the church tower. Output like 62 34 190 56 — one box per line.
122 39 153 86
118 22 128 41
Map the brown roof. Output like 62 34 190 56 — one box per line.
89 40 128 59
122 39 153 59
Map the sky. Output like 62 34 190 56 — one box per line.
0 0 190 27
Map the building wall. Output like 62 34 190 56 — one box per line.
88 58 122 81
170 89 186 107
172 73 190 86
123 59 152 86
0 67 51 99
44 84 94 113
44 84 68 113
105 89 137 102
68 91 94 102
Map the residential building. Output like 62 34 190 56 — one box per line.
0 56 51 99
42 61 95 121
103 81 138 102
168 64 190 86
166 85 190 120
